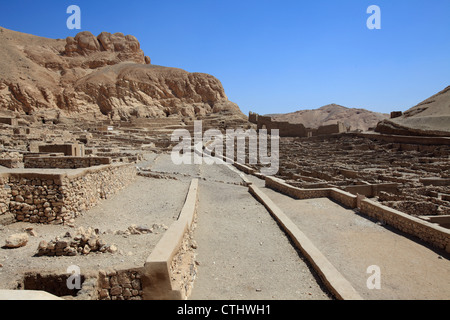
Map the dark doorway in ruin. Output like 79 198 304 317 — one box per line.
21 272 85 298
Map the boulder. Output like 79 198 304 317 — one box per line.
4 233 29 248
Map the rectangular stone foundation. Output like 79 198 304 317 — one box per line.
0 163 137 224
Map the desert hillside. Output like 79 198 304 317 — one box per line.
267 104 389 131
376 86 450 136
0 27 245 121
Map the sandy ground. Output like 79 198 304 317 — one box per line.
248 175 450 300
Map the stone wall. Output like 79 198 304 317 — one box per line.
329 188 358 208
343 183 399 197
38 143 85 157
316 122 346 136
1 163 136 225
360 198 450 252
265 176 330 199
248 112 258 124
97 268 144 300
0 176 11 216
24 156 111 169
256 115 308 137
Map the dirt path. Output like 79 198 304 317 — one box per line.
189 162 331 300
248 175 450 300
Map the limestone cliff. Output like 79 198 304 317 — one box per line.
0 27 244 121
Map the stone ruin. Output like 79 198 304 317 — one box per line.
0 107 448 300
249 112 348 137
37 227 117 257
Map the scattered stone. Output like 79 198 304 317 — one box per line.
36 227 116 256
4 233 28 248
25 227 37 237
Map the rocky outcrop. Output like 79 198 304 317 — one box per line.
0 27 245 121
376 86 450 137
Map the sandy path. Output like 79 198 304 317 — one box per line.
249 175 450 300
189 163 331 300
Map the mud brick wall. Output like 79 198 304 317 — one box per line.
97 269 144 300
4 164 136 224
24 156 111 169
360 198 450 252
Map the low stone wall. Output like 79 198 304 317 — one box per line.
60 164 136 222
24 156 111 169
266 176 330 200
142 179 198 300
360 199 450 252
1 163 136 225
329 188 358 209
0 176 11 216
97 268 144 300
266 176 358 208
344 183 399 197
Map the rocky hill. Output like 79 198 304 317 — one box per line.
0 27 245 122
267 104 389 132
375 86 450 136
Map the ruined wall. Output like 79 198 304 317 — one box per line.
0 117 18 126
24 156 111 169
39 144 85 157
248 112 258 124
344 183 399 197
257 115 308 137
97 268 144 300
1 163 136 225
0 176 11 216
253 113 347 137
315 122 346 136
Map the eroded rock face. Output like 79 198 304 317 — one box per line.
0 27 245 121
375 86 450 137
64 31 145 65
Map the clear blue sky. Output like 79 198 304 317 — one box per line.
1 0 449 115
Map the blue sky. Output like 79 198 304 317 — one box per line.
0 0 449 115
